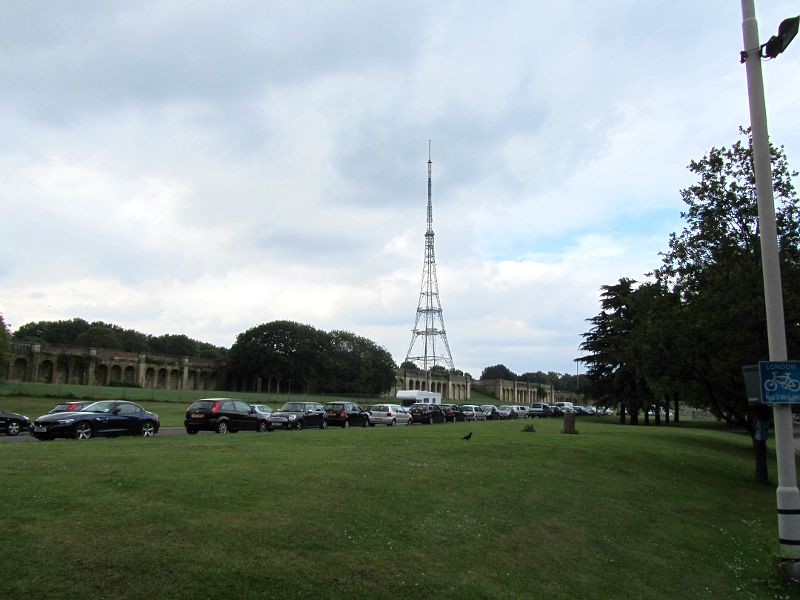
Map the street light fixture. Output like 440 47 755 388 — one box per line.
740 1 800 577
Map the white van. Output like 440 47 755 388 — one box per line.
395 390 442 406
554 401 575 413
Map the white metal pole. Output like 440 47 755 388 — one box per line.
741 0 800 573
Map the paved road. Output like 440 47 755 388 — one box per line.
0 426 194 443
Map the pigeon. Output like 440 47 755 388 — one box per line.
461 432 472 440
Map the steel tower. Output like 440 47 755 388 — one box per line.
405 143 455 371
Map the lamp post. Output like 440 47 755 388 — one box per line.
740 0 800 575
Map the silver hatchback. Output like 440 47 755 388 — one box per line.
368 404 413 426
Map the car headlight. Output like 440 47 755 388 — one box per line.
57 418 76 425
288 414 296 421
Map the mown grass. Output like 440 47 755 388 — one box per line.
1 415 796 599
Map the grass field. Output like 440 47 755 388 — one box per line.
1 405 796 599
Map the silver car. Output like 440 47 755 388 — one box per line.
459 405 486 421
368 404 412 426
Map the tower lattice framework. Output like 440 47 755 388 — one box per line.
405 145 455 371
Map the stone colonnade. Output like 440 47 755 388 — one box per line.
393 368 471 402
5 342 223 391
471 378 553 404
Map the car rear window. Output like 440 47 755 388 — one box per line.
190 400 218 410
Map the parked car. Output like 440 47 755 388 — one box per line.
251 404 274 422
368 404 413 426
497 405 516 419
0 407 31 436
409 403 447 424
184 398 266 434
481 404 500 420
512 404 528 419
459 405 486 421
32 401 160 440
47 401 94 414
269 402 327 430
440 404 457 422
549 404 563 417
528 403 552 418
324 402 370 428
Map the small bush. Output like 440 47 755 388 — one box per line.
522 424 535 433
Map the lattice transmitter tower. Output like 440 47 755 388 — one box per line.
405 143 455 371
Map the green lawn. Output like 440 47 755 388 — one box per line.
1 411 796 599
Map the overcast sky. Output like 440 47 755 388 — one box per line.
2 1 799 377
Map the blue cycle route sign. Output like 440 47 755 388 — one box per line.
759 361 800 404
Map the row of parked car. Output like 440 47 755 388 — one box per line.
0 398 607 440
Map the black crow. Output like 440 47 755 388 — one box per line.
461 432 472 440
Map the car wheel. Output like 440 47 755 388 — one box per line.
216 421 229 434
140 421 156 437
296 421 303 430
6 420 21 436
390 418 396 427
343 420 349 429
257 420 268 433
369 421 376 427
74 422 93 441
186 428 198 435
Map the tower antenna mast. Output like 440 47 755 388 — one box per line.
405 141 455 372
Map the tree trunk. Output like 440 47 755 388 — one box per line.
619 402 626 425
629 402 639 425
664 395 670 425
654 401 662 425
673 393 680 423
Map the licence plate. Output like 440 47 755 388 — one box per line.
34 425 48 432
191 414 205 419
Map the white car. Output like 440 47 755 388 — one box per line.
368 404 412 426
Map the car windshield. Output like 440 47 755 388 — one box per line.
81 401 118 414
324 404 344 410
279 403 306 412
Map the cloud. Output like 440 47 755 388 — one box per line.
2 1 800 379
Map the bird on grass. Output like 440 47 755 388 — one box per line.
461 432 472 441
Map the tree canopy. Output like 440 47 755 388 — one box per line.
580 128 800 430
228 320 397 395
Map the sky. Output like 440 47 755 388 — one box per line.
2 1 800 378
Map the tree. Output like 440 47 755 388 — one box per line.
75 325 123 350
228 320 327 393
580 278 653 424
480 364 517 380
400 360 418 370
13 318 90 344
149 334 198 357
653 128 800 433
322 330 396 394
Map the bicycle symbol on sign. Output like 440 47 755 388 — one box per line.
764 372 800 393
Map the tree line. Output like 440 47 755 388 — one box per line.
579 128 800 437
478 364 580 392
11 317 228 359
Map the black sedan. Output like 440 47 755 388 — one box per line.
0 408 31 436
269 402 327 430
31 401 160 441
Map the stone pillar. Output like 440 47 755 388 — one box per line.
30 344 41 382
182 358 189 390
563 412 577 434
